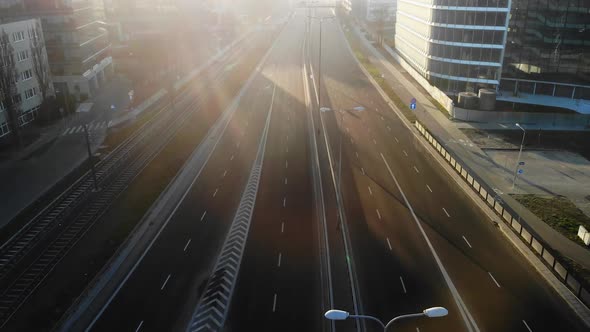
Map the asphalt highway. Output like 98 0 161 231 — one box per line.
85 6 587 332
307 7 588 332
226 15 322 332
87 33 282 332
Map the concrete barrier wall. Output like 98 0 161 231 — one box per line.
414 121 590 307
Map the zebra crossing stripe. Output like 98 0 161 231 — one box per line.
186 85 275 332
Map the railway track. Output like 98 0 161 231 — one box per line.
0 34 257 327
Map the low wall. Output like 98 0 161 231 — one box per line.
415 120 590 308
453 107 590 129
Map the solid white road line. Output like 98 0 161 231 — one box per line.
230 154 234 161
200 211 207 221
368 186 373 196
376 209 382 220
488 272 501 288
443 208 451 218
272 293 278 312
281 222 284 233
161 274 171 290
400 276 407 294
414 166 420 173
184 239 191 252
135 320 144 332
403 150 408 157
462 236 472 248
380 153 480 332
277 253 282 267
222 170 227 178
522 320 532 332
427 185 433 193
283 197 286 207
213 188 219 197
386 238 392 251
361 167 365 175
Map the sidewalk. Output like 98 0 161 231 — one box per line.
345 19 590 269
0 77 132 229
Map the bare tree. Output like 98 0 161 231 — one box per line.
29 21 50 100
0 29 22 147
372 4 389 47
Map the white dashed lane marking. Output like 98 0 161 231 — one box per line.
161 274 171 290
488 272 501 288
462 236 472 248
272 293 278 312
443 208 450 218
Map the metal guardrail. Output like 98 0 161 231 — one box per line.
0 52 239 328
415 121 590 308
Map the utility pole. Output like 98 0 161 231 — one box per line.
83 123 99 191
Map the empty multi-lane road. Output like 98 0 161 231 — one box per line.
62 7 589 332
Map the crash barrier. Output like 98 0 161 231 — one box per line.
415 121 590 308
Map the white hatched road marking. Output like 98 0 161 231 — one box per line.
403 150 408 157
188 84 275 332
386 238 392 251
355 151 359 158
427 184 433 193
400 276 407 294
200 211 207 221
184 239 192 252
443 208 451 218
213 188 219 197
361 167 365 175
394 137 399 143
522 320 532 332
373 138 377 145
368 186 373 196
414 166 420 173
462 236 472 248
387 125 391 131
230 154 234 161
488 272 501 288
376 209 381 220
222 170 227 178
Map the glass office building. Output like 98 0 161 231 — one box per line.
395 0 510 94
501 0 590 100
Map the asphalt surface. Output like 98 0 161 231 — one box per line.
226 15 321 332
306 7 588 332
87 42 279 332
84 6 587 332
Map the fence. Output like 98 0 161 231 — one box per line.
415 120 590 308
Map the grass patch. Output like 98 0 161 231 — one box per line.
512 194 590 250
341 24 416 123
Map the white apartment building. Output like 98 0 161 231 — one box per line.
395 0 510 94
0 18 53 139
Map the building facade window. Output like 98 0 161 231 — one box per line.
20 69 33 81
16 50 29 62
24 87 37 100
12 31 25 42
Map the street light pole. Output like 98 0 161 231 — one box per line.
325 307 448 331
512 123 526 189
308 15 334 109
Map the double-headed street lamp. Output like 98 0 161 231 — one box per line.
512 123 526 190
324 307 448 331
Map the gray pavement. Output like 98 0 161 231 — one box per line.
346 18 590 270
0 77 132 229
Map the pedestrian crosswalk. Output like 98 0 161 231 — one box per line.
62 120 112 136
